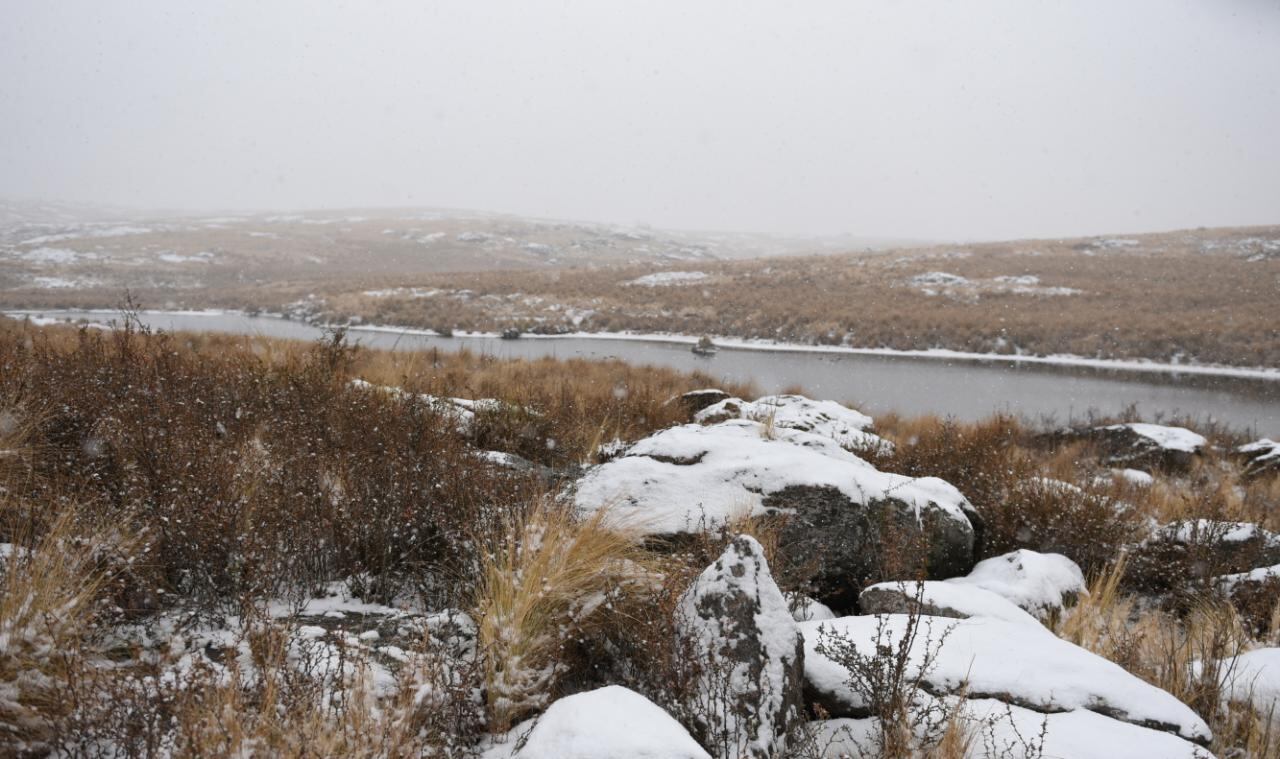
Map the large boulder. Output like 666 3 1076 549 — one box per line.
573 419 978 608
482 685 711 759
947 549 1087 620
694 394 886 451
1050 422 1207 472
799 615 1211 745
676 536 805 759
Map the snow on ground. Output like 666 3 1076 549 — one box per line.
907 271 1081 297
694 394 885 451
910 271 971 287
946 549 1086 618
573 418 972 535
13 246 86 264
622 271 709 287
1104 423 1207 453
1116 468 1155 486
482 685 711 759
800 614 1211 743
1217 648 1280 714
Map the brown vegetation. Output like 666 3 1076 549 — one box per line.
1 316 1279 756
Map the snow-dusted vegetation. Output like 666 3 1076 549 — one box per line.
1 316 1278 757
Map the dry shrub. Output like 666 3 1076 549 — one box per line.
0 503 133 754
1057 556 1280 757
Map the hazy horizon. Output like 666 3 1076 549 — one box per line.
4 1 1279 241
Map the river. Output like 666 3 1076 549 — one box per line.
15 310 1280 436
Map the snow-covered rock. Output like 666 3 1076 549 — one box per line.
945 549 1086 620
483 685 711 759
573 419 977 607
803 700 1208 758
1239 439 1280 478
676 536 805 758
963 699 1210 759
858 580 1045 629
694 394 884 451
800 614 1212 743
1088 423 1208 471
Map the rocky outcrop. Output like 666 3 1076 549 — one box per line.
573 419 979 610
676 536 805 759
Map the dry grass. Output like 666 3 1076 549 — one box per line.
1 315 1278 756
0 503 134 753
474 499 652 730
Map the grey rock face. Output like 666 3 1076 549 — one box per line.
676 535 806 759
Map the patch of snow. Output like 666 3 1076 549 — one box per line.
1116 468 1155 486
1218 648 1280 714
909 271 970 287
623 271 710 287
15 246 83 264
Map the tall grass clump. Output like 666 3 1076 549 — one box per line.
474 499 652 730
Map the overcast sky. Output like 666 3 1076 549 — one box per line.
2 1 1278 240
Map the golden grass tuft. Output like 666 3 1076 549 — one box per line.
474 499 652 730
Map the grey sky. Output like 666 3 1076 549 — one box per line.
2 1 1278 240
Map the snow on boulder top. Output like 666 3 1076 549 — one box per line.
946 549 1086 618
572 419 972 536
623 271 709 287
1101 423 1207 453
800 615 1211 744
694 394 884 451
859 580 1046 629
483 685 711 759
